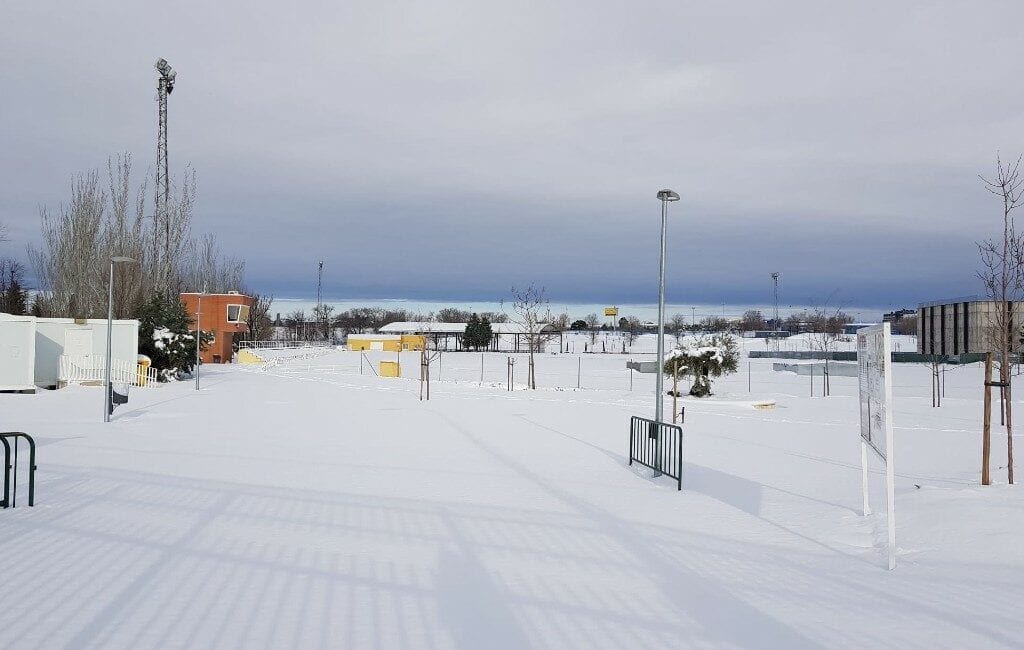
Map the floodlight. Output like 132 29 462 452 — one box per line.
156 58 169 74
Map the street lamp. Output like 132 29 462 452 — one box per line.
655 189 680 425
195 289 207 390
105 256 136 422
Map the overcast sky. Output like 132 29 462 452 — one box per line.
2 1 1023 309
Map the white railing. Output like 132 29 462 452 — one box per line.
257 347 335 369
59 355 161 388
236 340 334 350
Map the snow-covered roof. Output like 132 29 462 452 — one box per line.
379 321 466 334
379 321 558 335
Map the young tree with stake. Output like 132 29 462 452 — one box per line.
977 153 1024 485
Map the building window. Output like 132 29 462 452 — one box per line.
227 304 250 323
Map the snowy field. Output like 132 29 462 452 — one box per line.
1 334 1022 648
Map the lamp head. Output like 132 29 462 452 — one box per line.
656 189 680 202
110 256 135 264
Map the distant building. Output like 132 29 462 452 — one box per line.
917 296 1024 355
347 334 425 352
378 321 562 352
181 291 254 363
883 309 915 323
843 323 875 336
740 330 792 339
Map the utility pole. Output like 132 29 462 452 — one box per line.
155 58 176 292
317 260 324 341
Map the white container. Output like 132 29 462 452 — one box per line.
33 317 139 388
0 313 37 392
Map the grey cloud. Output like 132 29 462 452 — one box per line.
2 1 1022 307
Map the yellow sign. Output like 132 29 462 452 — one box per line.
605 307 618 317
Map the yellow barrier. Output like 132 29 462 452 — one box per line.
137 358 152 386
380 360 400 377
237 349 266 365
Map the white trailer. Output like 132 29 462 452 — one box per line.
33 317 140 389
0 313 37 392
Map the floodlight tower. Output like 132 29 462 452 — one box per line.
771 272 780 331
155 58 176 290
317 261 324 340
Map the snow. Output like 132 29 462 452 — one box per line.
1 335 1021 648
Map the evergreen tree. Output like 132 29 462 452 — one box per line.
136 293 211 380
0 260 28 315
0 276 27 315
478 316 493 351
463 313 493 350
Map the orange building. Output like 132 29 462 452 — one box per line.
180 291 254 364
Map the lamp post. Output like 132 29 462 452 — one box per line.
195 289 206 390
655 189 680 424
105 256 136 422
691 306 696 329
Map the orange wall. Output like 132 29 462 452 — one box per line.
181 293 254 363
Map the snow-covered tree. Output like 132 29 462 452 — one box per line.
137 292 211 380
664 333 740 397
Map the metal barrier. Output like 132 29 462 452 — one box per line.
629 415 683 490
749 350 989 364
1 432 36 508
236 340 332 350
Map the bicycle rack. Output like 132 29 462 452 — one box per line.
1 432 37 508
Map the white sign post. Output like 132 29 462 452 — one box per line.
857 322 897 570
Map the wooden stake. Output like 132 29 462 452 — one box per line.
672 364 679 424
983 352 992 486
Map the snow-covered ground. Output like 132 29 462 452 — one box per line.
1 335 1021 648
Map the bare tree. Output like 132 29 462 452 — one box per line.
180 233 245 295
312 303 335 341
623 316 642 346
508 285 552 389
29 155 235 320
739 310 766 331
892 314 918 336
669 313 689 344
436 307 472 323
419 337 443 400
920 355 945 408
286 309 307 340
29 170 108 317
806 294 852 397
582 313 600 345
245 293 274 341
699 316 731 333
155 166 197 295
977 153 1024 485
